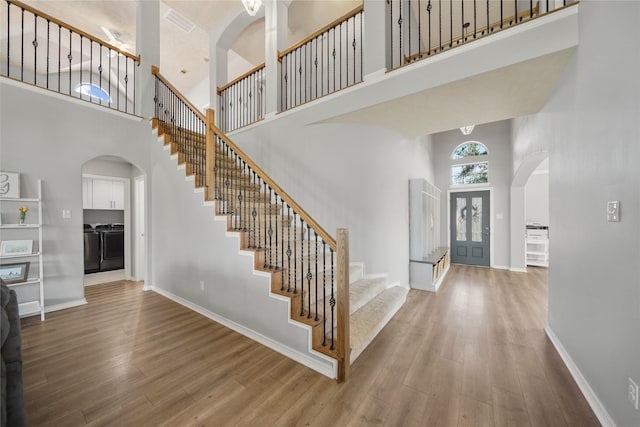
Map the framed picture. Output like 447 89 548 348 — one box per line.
1 240 33 256
0 171 20 199
0 262 30 284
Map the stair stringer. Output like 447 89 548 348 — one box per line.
150 127 338 379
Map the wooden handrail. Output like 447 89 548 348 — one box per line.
211 125 337 250
278 4 364 61
217 62 266 94
7 0 140 64
404 2 541 64
152 66 206 122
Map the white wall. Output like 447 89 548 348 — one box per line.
525 170 549 226
230 120 435 285
0 81 153 308
512 2 640 425
433 120 512 268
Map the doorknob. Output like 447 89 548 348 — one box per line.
484 226 490 236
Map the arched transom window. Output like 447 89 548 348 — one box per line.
451 142 489 185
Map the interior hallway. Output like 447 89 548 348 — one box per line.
19 266 598 426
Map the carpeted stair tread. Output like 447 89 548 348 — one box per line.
349 277 388 315
349 285 409 362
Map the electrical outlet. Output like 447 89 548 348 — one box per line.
607 201 620 222
199 281 204 291
629 377 639 410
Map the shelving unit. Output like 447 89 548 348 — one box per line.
0 179 45 320
526 225 549 267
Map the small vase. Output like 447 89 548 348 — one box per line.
19 216 26 226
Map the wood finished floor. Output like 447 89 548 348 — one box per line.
20 265 600 426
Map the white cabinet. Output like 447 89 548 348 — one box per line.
526 226 549 267
0 179 45 320
82 178 93 209
84 176 125 210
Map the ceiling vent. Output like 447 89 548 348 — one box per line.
164 8 196 33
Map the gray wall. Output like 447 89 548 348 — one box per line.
231 121 435 285
512 2 640 425
433 120 512 268
0 81 153 307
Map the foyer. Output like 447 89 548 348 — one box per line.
20 265 598 426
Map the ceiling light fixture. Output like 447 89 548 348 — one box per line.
460 125 475 135
242 0 262 16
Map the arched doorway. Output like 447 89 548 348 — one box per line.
81 155 146 287
510 151 548 271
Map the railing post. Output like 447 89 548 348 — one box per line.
336 228 350 382
205 108 216 201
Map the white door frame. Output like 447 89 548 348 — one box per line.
134 175 146 282
447 186 494 268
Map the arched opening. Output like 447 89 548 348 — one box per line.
81 155 146 288
510 151 548 271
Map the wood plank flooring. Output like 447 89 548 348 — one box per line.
20 265 600 426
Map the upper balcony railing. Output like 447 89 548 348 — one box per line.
217 62 265 133
0 0 140 114
278 5 363 112
387 0 576 70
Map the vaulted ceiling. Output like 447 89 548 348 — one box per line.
20 0 361 97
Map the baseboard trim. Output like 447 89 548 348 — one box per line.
545 326 616 427
149 286 336 379
510 267 528 273
45 298 88 313
492 265 511 270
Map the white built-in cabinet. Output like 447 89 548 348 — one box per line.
83 176 125 210
526 226 549 267
0 179 45 320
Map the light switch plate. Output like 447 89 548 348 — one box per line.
62 209 72 219
607 201 620 222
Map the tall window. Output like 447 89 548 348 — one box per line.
451 142 489 185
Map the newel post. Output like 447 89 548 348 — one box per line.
336 228 350 382
205 109 216 202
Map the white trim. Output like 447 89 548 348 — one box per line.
45 298 88 313
545 326 617 427
492 265 510 271
149 286 336 379
84 269 126 286
1 77 143 121
510 267 528 273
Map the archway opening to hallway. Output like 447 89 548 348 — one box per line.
510 151 549 272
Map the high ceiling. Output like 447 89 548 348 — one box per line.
20 0 361 98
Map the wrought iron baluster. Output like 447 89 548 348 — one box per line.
33 13 37 85
252 170 257 247
322 241 327 346
398 0 402 66
293 213 298 294
314 232 319 321
268 186 273 267
280 196 284 290
300 219 305 316
5 1 10 78
427 0 432 55
307 225 312 319
20 8 23 81
449 0 453 47
439 0 442 52
330 248 335 350
286 204 291 292
58 22 61 91
263 182 268 261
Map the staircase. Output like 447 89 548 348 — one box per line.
151 67 408 380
